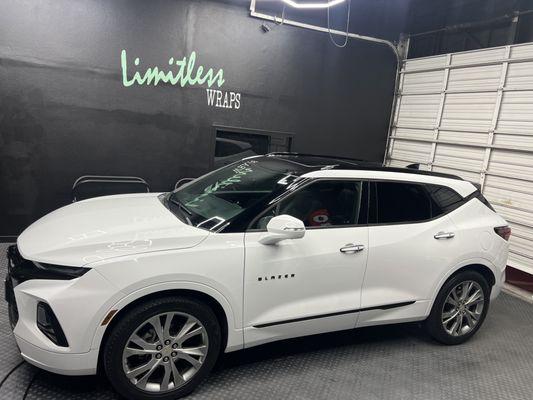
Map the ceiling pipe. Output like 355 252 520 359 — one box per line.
249 0 402 166
250 0 400 59
281 0 346 10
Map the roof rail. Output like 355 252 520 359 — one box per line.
265 153 463 181
266 152 380 165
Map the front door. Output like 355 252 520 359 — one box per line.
242 179 369 348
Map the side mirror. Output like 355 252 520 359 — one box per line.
259 215 306 245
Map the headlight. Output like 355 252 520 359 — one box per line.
8 245 90 282
32 262 90 280
11 261 90 283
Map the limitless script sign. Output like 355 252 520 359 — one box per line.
121 49 241 109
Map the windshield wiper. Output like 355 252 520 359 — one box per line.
168 196 193 216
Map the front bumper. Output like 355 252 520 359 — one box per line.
16 335 99 375
5 245 121 375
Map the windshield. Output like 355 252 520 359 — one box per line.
168 157 306 230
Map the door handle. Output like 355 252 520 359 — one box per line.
340 243 365 253
434 231 455 240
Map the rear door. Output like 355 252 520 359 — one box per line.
359 181 462 326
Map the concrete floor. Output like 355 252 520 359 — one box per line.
1 242 533 400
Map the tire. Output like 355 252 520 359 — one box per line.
103 296 221 400
425 270 490 345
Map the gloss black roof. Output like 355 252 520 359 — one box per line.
265 153 464 181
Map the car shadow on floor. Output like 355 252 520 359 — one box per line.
28 322 428 398
218 322 427 370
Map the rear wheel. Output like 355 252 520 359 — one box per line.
103 296 221 400
426 271 490 345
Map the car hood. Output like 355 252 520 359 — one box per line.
17 193 209 267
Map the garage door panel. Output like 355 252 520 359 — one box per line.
447 65 501 91
509 235 533 258
387 159 409 168
497 91 533 133
450 46 507 66
402 70 444 94
394 127 434 141
396 94 441 128
403 55 448 72
484 175 533 196
438 130 488 145
433 144 484 171
390 140 431 163
506 61 533 88
510 43 533 59
484 186 533 213
440 93 497 131
489 149 533 177
431 166 480 183
492 132 533 151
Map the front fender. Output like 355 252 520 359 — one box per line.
90 280 243 353
88 233 245 353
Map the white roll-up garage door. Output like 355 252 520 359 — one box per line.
385 42 533 275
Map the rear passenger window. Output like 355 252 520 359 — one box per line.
426 184 463 216
372 182 464 224
375 182 432 224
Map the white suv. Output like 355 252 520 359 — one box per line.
6 154 510 400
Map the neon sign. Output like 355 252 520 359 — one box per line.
121 49 241 109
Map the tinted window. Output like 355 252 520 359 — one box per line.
372 182 464 224
252 180 364 229
375 182 432 224
426 184 463 216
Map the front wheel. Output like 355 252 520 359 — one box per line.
103 296 221 400
426 271 490 345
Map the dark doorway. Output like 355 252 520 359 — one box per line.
214 127 293 169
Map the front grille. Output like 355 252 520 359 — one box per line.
5 245 21 328
5 245 70 346
6 244 33 285
4 275 18 329
7 244 23 270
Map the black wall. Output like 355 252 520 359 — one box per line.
0 0 403 237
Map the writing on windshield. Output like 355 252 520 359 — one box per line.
185 160 257 209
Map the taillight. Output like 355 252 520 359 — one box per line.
494 226 511 241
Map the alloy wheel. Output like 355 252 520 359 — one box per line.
441 280 484 337
122 312 209 392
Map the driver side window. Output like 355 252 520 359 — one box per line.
251 180 365 230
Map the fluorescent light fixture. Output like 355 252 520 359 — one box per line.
281 0 346 9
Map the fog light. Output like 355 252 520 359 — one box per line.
37 302 68 347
